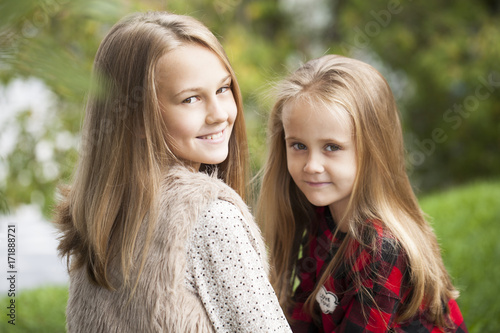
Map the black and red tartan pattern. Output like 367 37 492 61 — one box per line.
289 206 468 333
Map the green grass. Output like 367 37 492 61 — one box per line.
0 285 68 332
419 179 500 333
1 180 498 332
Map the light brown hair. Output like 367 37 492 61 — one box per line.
257 54 458 327
55 11 248 290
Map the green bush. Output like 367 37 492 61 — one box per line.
420 179 500 333
0 285 68 332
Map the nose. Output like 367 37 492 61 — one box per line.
206 98 229 124
303 152 324 174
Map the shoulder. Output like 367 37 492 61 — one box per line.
151 167 242 248
362 220 408 274
194 200 251 243
188 200 258 272
363 219 403 264
200 199 243 221
190 199 269 274
158 166 242 214
360 220 409 298
161 166 244 205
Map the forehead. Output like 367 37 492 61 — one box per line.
282 97 353 136
155 43 229 90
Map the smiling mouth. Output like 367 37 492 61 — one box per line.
198 129 224 140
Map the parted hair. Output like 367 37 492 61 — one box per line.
54 11 248 290
257 54 458 328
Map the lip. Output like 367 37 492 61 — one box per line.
304 181 331 187
197 127 226 143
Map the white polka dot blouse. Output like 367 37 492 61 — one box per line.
185 200 291 332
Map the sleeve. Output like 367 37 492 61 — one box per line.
186 200 292 333
332 238 406 333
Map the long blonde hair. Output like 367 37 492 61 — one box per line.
257 55 458 327
55 11 248 290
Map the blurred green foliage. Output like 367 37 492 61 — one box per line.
0 0 499 211
0 285 68 332
420 179 500 332
334 0 500 192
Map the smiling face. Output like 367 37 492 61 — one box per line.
155 43 237 170
283 98 357 226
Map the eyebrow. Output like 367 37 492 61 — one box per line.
173 74 232 98
284 135 349 145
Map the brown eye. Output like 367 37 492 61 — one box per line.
216 86 230 94
182 96 199 104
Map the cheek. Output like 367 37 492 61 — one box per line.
286 154 300 178
347 153 358 180
163 116 194 142
336 167 356 185
285 150 292 171
225 99 238 124
340 156 357 187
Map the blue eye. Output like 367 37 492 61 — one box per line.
325 144 341 152
292 143 307 150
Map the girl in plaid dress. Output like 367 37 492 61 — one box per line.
257 55 467 332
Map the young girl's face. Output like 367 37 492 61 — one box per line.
283 99 357 224
156 43 236 170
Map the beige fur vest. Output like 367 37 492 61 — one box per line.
65 166 269 332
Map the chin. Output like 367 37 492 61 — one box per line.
204 153 229 166
303 195 332 208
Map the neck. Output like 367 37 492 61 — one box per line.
178 159 201 172
328 204 349 233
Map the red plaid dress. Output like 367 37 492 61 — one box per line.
290 207 468 333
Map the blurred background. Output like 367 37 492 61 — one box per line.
0 0 499 331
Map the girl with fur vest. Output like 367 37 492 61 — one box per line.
257 55 467 332
54 11 290 332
